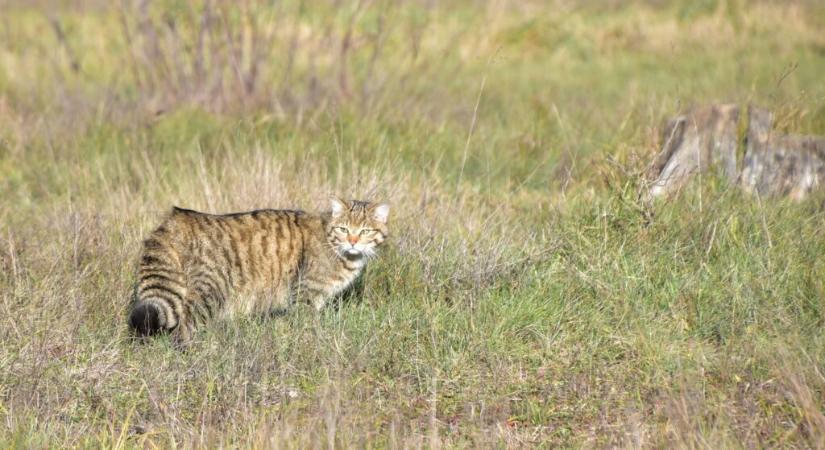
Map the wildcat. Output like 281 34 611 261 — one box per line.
128 197 389 344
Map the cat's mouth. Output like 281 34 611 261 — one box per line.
342 248 363 260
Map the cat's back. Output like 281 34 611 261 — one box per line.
167 206 309 229
147 206 323 289
159 206 323 243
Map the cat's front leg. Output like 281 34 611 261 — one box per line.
295 278 332 311
300 287 330 311
260 284 292 316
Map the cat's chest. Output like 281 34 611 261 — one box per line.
329 264 364 295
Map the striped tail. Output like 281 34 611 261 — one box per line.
128 229 187 337
129 301 164 336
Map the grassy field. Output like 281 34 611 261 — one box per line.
1 0 825 447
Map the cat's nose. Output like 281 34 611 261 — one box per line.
347 235 358 245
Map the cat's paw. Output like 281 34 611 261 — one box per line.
312 298 327 311
170 325 194 351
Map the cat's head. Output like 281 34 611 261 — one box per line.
326 197 389 261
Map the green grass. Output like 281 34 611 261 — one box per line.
1 0 825 447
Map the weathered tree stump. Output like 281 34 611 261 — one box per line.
647 104 825 201
740 107 825 200
647 104 740 198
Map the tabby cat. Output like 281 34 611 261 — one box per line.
128 197 389 343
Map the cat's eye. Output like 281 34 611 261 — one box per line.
359 229 374 236
335 226 349 234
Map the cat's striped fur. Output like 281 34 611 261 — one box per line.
128 197 389 343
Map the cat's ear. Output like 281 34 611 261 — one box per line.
372 203 390 223
329 196 347 218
